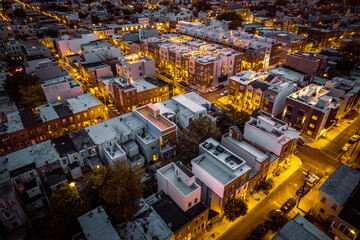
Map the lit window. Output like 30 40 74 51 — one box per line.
309 123 315 128
312 115 318 121
57 96 61 101
307 130 313 135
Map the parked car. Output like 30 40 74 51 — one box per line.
115 110 121 115
297 138 305 146
209 84 225 92
305 174 319 187
249 223 268 239
342 142 351 151
225 104 235 111
221 90 228 96
349 134 360 143
280 198 296 214
66 66 70 70
296 185 310 196
356 129 360 135
108 104 115 110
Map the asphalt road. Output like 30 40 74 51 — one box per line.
217 119 360 240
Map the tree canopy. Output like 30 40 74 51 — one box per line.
337 42 360 73
267 210 289 232
84 161 144 222
192 0 212 12
224 198 248 222
47 185 83 240
5 73 46 108
216 109 250 134
169 118 221 164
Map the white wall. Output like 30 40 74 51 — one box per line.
57 33 99 57
244 124 282 155
42 80 83 103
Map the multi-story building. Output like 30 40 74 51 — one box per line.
55 31 99 57
3 39 25 61
282 84 340 141
0 93 106 156
22 37 52 59
116 54 156 81
79 40 123 64
322 77 360 119
244 109 299 168
41 75 83 103
312 164 360 240
228 70 297 115
191 138 251 213
285 51 327 80
108 75 169 113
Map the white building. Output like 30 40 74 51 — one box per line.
157 161 201 212
116 54 156 81
56 33 99 57
41 75 83 103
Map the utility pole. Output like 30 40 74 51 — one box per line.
297 170 309 208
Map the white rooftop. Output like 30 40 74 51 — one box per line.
39 104 60 121
67 92 101 113
173 94 206 114
86 122 116 145
78 206 120 240
5 111 24 133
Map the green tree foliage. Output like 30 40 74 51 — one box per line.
5 73 46 108
216 11 244 30
169 118 221 165
19 84 47 108
228 20 243 30
267 210 289 232
257 178 275 195
216 110 250 134
224 198 248 222
47 185 82 240
13 8 26 19
84 161 144 222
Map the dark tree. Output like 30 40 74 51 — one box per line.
224 198 248 222
13 8 26 19
267 210 289 232
169 118 221 165
216 110 250 134
84 161 144 222
193 0 212 12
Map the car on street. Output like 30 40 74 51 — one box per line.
115 110 121 115
349 134 360 143
306 174 319 187
209 84 225 92
297 138 305 146
280 198 296 214
221 90 228 96
296 185 310 196
342 142 351 151
66 66 70 70
108 104 115 110
356 129 360 135
248 223 268 239
225 104 235 111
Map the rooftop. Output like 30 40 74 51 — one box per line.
78 206 120 240
67 93 101 113
135 105 175 132
319 164 360 205
51 135 77 158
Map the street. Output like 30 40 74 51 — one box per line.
215 118 360 240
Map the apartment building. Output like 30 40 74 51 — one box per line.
108 75 169 113
3 39 25 61
32 59 68 82
134 104 177 160
41 75 83 103
312 164 360 240
55 32 99 57
0 93 106 156
228 70 297 116
116 54 156 81
244 109 299 167
156 161 209 239
191 138 251 213
285 51 327 80
282 84 340 141
322 77 360 119
221 126 275 190
22 37 52 59
79 40 123 64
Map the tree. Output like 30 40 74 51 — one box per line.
228 20 242 30
19 84 47 108
13 8 26 19
275 0 289 6
47 185 82 240
224 198 248 222
5 73 39 103
169 118 221 165
84 161 144 222
257 178 274 194
91 15 100 25
267 210 289 232
216 110 250 134
193 0 212 12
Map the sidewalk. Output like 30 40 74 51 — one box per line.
307 118 359 150
195 156 302 240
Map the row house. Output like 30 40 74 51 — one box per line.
0 93 106 156
191 138 251 213
282 84 340 141
312 164 360 240
105 75 169 113
228 70 297 116
116 54 156 81
41 75 83 103
244 109 300 167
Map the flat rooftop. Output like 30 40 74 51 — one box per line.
135 105 175 131
159 163 199 196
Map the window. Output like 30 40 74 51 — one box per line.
188 202 192 208
319 208 325 214
338 224 345 232
321 197 327 203
307 130 313 135
57 96 61 101
29 172 34 178
287 105 293 112
63 159 67 165
164 136 168 143
194 198 198 204
312 115 318 121
3 212 12 219
309 123 315 128
225 190 228 196
151 146 155 150
139 73 142 76
0 202 6 210
256 92 261 96
331 204 337 211
232 185 235 191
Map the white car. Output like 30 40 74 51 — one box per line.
221 90 228 96
209 87 217 92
